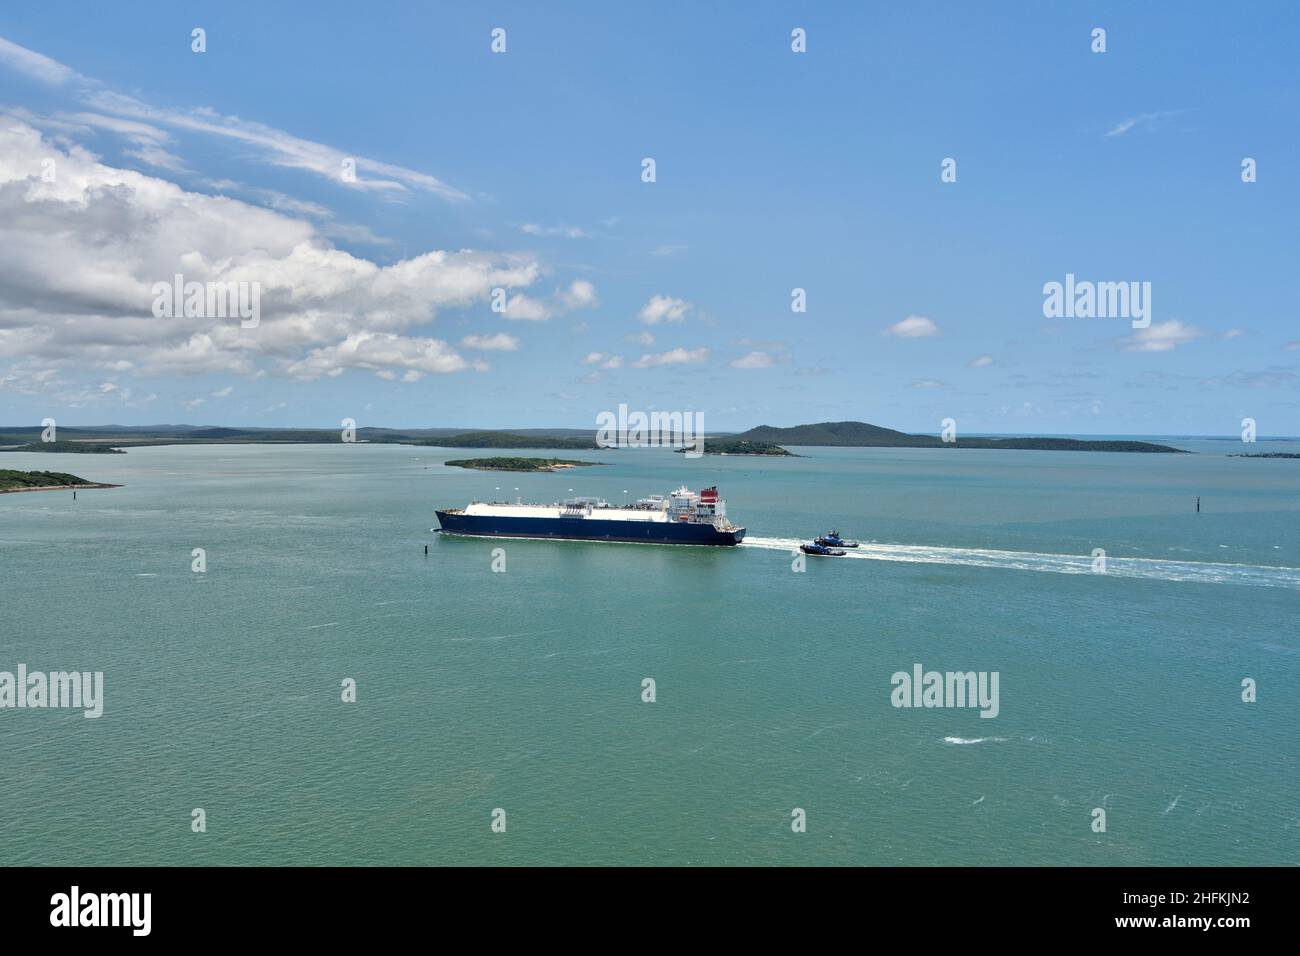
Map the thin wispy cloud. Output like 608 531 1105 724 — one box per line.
0 34 468 200
201 179 331 218
57 111 188 171
199 179 391 245
0 35 84 85
1105 110 1186 138
730 351 773 369
520 223 589 239
87 89 469 199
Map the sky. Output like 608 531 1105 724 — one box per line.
0 1 1297 435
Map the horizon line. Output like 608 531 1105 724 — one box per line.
2 423 1296 441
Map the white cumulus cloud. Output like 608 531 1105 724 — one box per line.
0 119 542 391
638 294 691 325
461 333 519 351
501 294 549 321
561 279 598 310
884 315 940 338
632 347 708 368
1117 320 1205 353
285 332 483 381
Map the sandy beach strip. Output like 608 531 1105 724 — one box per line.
0 483 122 494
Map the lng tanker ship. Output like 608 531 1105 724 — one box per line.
436 486 745 546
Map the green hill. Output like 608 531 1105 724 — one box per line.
737 421 936 447
735 421 1185 453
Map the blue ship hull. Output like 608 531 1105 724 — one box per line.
436 511 745 546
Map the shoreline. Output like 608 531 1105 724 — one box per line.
447 464 596 473
0 482 122 494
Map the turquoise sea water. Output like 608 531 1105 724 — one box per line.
1 441 1297 866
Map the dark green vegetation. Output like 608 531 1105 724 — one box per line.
0 469 118 491
737 421 939 447
676 438 794 456
418 431 602 450
444 457 601 472
0 425 602 450
734 421 1186 453
1229 452 1300 459
0 440 125 453
0 426 412 447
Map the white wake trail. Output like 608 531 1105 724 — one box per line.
741 537 1300 589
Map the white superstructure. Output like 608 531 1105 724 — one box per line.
460 485 734 528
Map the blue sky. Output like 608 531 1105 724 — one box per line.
0 1 1297 434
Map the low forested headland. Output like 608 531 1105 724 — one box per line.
676 438 795 456
444 457 603 472
0 440 125 454
0 426 603 451
0 469 121 493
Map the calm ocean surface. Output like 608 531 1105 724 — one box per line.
2 440 1297 866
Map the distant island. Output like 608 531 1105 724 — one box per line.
444 457 603 472
676 438 795 456
0 469 121 493
1228 452 1300 459
732 421 1187 453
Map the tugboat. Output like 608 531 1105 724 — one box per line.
800 541 847 557
815 529 858 548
